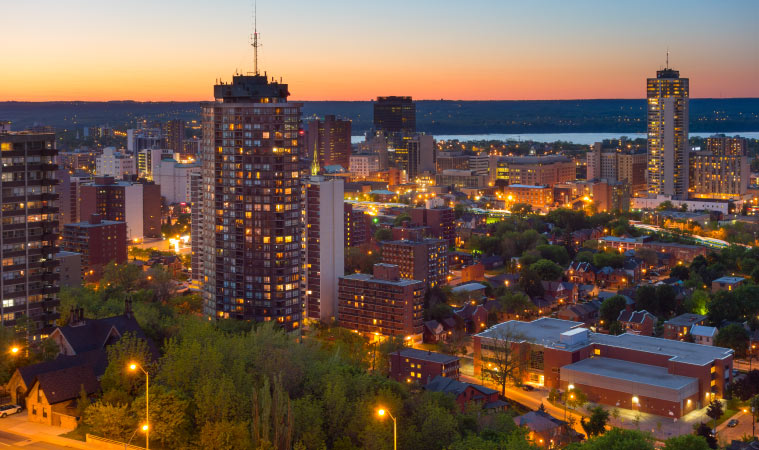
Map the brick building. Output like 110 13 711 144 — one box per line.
62 214 127 281
474 318 733 418
381 239 448 291
338 264 424 342
389 348 460 385
662 313 707 340
344 203 371 247
79 176 161 241
617 310 656 336
409 207 455 247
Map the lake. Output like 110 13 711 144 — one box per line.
351 131 759 146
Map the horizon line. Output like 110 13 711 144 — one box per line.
2 97 759 103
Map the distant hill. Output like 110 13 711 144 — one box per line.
1 99 758 135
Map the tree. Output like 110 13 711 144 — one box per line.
565 388 587 411
252 376 294 450
599 295 627 327
393 213 411 226
683 290 709 316
608 321 624 336
481 325 527 396
99 332 153 396
715 324 750 358
662 434 710 450
199 420 253 450
581 406 609 437
575 251 594 263
75 384 91 418
705 400 723 431
593 252 625 269
345 246 380 274
529 259 564 281
518 267 544 298
565 427 653 450
132 386 190 448
374 228 392 242
511 203 533 217
536 244 570 266
496 291 535 317
669 265 690 281
693 423 717 449
635 248 659 268
84 402 135 440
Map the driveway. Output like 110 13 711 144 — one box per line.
0 412 87 449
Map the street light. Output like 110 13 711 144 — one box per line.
125 424 149 450
377 408 397 450
128 363 149 450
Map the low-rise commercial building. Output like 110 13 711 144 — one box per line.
62 214 127 281
474 318 733 418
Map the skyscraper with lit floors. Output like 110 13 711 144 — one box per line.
198 73 303 330
646 66 689 198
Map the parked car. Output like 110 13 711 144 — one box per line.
727 419 739 428
0 404 22 418
520 385 535 391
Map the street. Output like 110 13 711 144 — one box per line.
0 429 75 449
715 410 757 445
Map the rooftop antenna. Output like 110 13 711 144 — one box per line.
250 0 261 75
666 48 670 69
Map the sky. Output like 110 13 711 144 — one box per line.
1 0 758 101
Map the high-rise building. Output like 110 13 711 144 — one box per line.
688 135 748 200
304 176 344 321
137 148 174 180
647 67 689 198
152 158 201 204
189 172 203 283
381 239 448 291
344 203 370 248
198 74 303 329
96 147 136 179
163 119 185 154
338 263 424 342
348 154 380 179
396 134 435 181
409 207 455 247
374 96 415 134
0 128 60 338
586 141 646 193
305 115 351 171
62 214 127 281
127 128 164 153
79 176 161 241
56 169 93 226
491 155 575 187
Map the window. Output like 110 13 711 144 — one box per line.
594 348 601 356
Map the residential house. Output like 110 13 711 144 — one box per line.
557 300 601 328
454 303 489 334
617 310 657 336
541 281 578 305
712 276 746 294
389 348 460 385
26 365 99 428
425 375 507 412
514 409 578 448
662 313 708 340
691 325 718 346
566 261 597 285
423 320 449 344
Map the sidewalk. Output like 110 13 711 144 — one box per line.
0 411 91 449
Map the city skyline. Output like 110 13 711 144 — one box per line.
1 0 758 102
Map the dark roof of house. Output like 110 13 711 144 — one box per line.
56 314 159 359
617 310 656 324
514 410 565 432
33 365 100 404
441 317 458 330
454 303 487 321
727 440 759 450
395 348 459 365
424 320 443 334
17 349 108 388
664 313 707 327
425 375 498 397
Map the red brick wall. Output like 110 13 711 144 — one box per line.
559 380 697 418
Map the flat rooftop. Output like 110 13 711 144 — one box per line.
395 348 459 365
561 357 698 392
712 276 745 284
477 318 734 365
476 318 585 349
592 333 733 366
340 272 422 287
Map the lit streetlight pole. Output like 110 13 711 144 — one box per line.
128 363 149 450
125 424 149 450
377 408 397 450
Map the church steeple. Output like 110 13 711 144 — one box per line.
311 137 320 176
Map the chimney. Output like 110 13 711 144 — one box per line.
68 307 77 325
89 213 102 225
125 296 133 319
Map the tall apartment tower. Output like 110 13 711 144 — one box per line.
305 115 352 171
163 119 185 154
646 67 689 198
374 96 416 134
199 74 303 329
189 171 203 282
0 129 60 338
304 175 344 321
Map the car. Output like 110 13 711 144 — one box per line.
727 419 739 428
520 385 535 391
0 404 22 418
